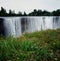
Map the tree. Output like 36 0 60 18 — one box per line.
8 10 15 16
0 7 7 16
28 9 38 16
17 11 22 16
33 9 38 16
37 10 42 16
53 9 60 16
23 12 27 16
42 10 51 16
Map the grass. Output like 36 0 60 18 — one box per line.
0 29 60 61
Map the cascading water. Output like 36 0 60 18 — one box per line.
53 16 60 29
4 17 22 37
0 16 60 37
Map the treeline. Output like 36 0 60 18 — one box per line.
0 7 60 16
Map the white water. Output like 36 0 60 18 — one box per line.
4 17 21 37
1 16 60 37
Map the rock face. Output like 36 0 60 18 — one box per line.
0 18 5 36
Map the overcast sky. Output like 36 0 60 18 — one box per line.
0 0 60 13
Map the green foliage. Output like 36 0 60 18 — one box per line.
20 40 38 51
0 7 7 16
0 7 60 16
0 29 60 61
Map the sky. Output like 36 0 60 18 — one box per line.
0 0 60 13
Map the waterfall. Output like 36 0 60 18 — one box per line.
4 17 22 37
53 16 60 29
0 16 60 37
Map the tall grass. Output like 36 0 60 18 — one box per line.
0 29 60 61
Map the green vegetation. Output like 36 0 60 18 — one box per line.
0 29 60 61
0 7 60 16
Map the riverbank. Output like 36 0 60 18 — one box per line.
0 29 60 61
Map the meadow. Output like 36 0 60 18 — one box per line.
0 29 60 61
